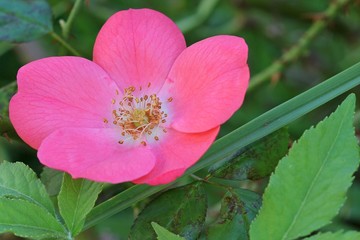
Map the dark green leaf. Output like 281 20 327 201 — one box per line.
0 0 52 42
130 183 207 240
0 198 67 239
305 231 360 240
0 161 55 215
58 174 103 237
209 128 289 180
207 189 261 240
151 222 185 240
250 94 360 239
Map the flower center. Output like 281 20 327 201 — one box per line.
107 84 171 146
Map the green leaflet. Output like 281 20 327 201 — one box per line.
0 198 67 239
209 128 289 180
0 161 55 215
130 183 207 240
151 222 185 240
207 188 261 240
304 231 360 240
250 94 360 240
58 173 103 237
0 0 52 42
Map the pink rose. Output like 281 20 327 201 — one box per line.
9 9 249 185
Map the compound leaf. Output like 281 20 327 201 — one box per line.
0 198 67 239
58 173 103 237
0 161 55 215
250 94 359 239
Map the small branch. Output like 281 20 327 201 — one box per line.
248 0 351 91
61 0 84 39
50 32 81 56
177 0 220 33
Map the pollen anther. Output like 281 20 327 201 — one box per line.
112 85 171 144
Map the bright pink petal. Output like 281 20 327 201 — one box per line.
9 57 118 149
38 128 156 183
160 35 249 133
93 8 186 93
134 126 220 185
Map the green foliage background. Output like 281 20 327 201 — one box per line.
1 0 360 239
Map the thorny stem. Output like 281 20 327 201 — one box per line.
248 0 351 91
49 32 81 56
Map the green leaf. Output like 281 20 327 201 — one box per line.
0 161 55 215
207 189 261 240
304 231 360 240
0 42 13 56
130 183 207 240
40 167 64 197
151 222 185 240
85 61 360 230
0 81 16 117
0 82 18 140
209 128 289 180
0 198 67 239
250 94 359 240
58 173 103 237
0 0 53 42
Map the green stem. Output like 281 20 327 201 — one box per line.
177 0 220 33
50 32 81 56
248 0 350 91
61 0 84 39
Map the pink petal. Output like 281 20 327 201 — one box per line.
38 128 156 183
9 57 118 149
160 35 249 133
93 8 186 93
133 126 220 185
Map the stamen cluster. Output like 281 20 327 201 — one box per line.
111 85 169 145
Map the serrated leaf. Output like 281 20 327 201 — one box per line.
0 161 55 215
58 174 103 237
304 231 360 240
151 222 185 240
130 183 207 240
210 128 289 180
0 198 67 239
0 0 52 42
207 188 261 240
40 167 63 197
250 94 360 240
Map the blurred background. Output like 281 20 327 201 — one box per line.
1 0 360 239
